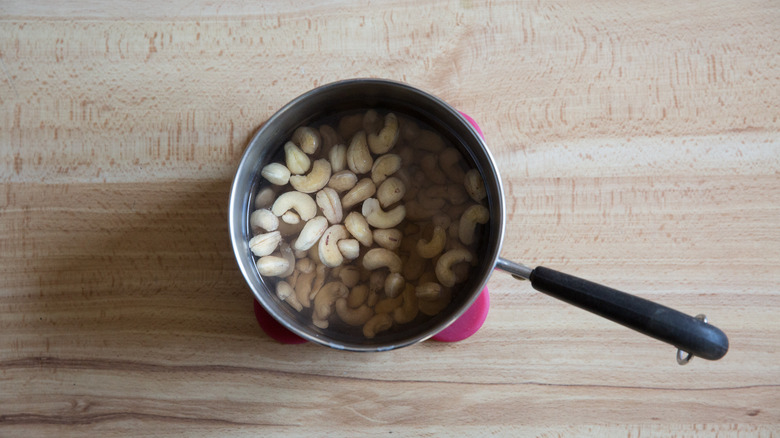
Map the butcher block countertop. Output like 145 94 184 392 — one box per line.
1 1 778 436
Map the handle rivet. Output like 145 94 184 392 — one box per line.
676 314 708 365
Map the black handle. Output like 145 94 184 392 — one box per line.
529 266 729 361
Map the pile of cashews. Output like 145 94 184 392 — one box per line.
249 109 489 339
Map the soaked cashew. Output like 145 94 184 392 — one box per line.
369 270 387 295
338 265 361 288
316 187 343 224
362 198 406 229
313 281 348 320
425 184 468 205
374 294 404 314
276 281 302 311
371 153 402 185
363 109 383 135
384 272 405 298
362 248 402 273
418 286 452 316
417 225 446 259
415 282 442 301
256 255 290 277
328 170 358 192
290 159 331 193
373 228 402 250
281 210 301 225
376 177 406 208
279 243 296 277
250 208 279 233
439 147 466 182
344 211 373 247
435 248 474 287
341 178 376 209
338 113 363 140
421 153 448 184
261 162 291 185
347 284 369 308
399 116 420 141
405 199 438 221
319 125 343 153
346 131 373 175
284 141 311 175
336 299 374 326
432 213 451 230
416 187 446 210
310 263 328 300
458 204 490 245
271 191 317 221
328 144 347 172
337 239 360 260
362 313 393 339
292 126 321 155
414 130 445 152
254 187 276 209
464 169 487 202
249 231 282 257
294 268 316 308
318 224 350 268
393 284 419 324
368 113 399 154
293 216 328 251
402 250 426 281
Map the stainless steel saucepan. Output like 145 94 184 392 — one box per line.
229 78 728 363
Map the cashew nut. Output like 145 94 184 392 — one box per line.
418 286 451 316
384 272 405 298
458 204 490 245
315 187 343 224
464 169 487 202
337 265 361 288
313 281 348 320
328 144 347 173
439 147 466 182
346 131 373 175
254 187 276 209
293 216 328 251
362 198 406 229
337 239 360 260
248 231 282 257
420 153 448 184
347 283 369 308
369 270 387 295
415 282 442 301
278 242 296 277
417 225 446 259
405 199 438 221
328 170 358 193
297 257 315 274
255 255 290 277
373 228 402 250
363 109 383 135
402 249 426 281
362 248 402 273
414 129 445 152
271 191 317 221
261 162 291 186
281 210 300 225
276 281 302 311
393 284 419 324
343 211 373 247
341 178 376 209
338 113 363 140
374 294 403 314
318 224 350 268
284 141 311 175
289 159 331 194
362 313 393 339
416 186 446 210
309 263 328 300
368 112 399 154
425 184 468 205
336 298 374 326
292 126 321 155
371 153 402 185
435 248 473 287
294 268 316 308
250 208 279 233
399 116 420 141
432 213 451 230
376 177 405 208
319 124 342 151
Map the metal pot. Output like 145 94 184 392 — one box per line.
229 78 728 362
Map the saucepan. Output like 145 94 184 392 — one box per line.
228 78 728 363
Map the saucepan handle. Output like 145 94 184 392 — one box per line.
495 259 729 361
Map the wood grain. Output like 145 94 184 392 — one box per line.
1 0 778 436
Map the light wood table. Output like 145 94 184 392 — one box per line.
1 1 778 436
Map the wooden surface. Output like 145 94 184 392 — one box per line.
1 1 779 436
